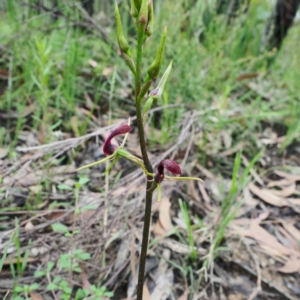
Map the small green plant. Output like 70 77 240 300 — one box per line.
179 199 197 264
33 260 113 300
14 283 40 300
76 1 202 299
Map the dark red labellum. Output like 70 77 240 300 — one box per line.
103 124 132 155
154 159 182 183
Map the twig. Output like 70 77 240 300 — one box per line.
243 240 262 300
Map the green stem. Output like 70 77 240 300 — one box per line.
135 28 154 300
135 30 144 97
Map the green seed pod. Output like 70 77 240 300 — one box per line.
115 1 130 55
146 1 154 37
121 52 136 75
131 0 139 18
147 27 167 79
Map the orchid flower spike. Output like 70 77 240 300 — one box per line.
103 124 132 155
154 159 181 183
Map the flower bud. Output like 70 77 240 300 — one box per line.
131 0 140 18
147 27 167 80
138 0 148 28
115 1 131 55
145 1 154 37
149 60 172 99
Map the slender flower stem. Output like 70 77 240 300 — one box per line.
135 28 154 300
135 30 144 97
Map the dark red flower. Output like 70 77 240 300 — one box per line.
154 159 182 183
103 124 132 155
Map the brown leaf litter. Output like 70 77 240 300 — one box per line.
2 114 300 299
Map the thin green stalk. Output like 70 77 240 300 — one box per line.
135 28 154 300
135 30 144 97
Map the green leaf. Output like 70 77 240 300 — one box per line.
34 270 45 278
75 288 90 299
63 287 72 294
29 282 39 291
78 252 91 260
81 204 97 211
14 286 24 293
47 283 58 290
47 261 55 272
60 280 68 288
13 297 24 300
51 223 69 233
78 176 90 186
53 276 61 284
57 184 73 191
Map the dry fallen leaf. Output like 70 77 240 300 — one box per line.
287 199 300 206
88 59 98 68
281 220 300 242
178 283 189 300
158 197 172 232
267 179 294 188
278 226 300 251
276 259 300 273
233 211 270 226
240 222 292 256
80 262 91 291
0 147 9 159
187 181 201 202
218 141 247 157
274 170 300 181
153 221 166 236
29 291 44 300
270 183 296 197
197 181 211 204
249 183 287 207
250 223 291 256
143 283 152 300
